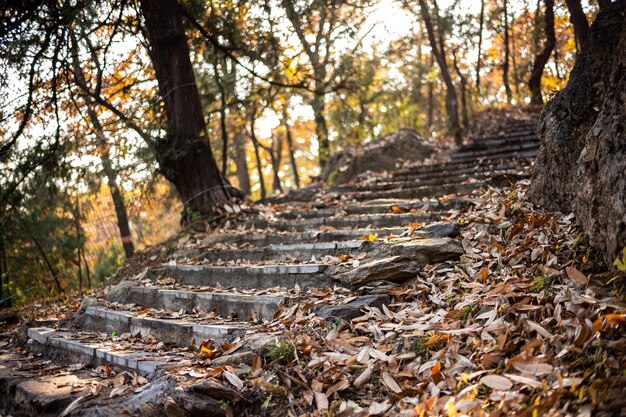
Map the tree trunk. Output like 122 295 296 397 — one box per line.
232 131 251 195
74 197 83 291
32 236 62 293
270 134 284 194
249 111 266 200
282 107 300 188
503 0 513 104
565 0 590 52
213 57 229 176
311 93 330 169
139 0 232 219
452 50 469 128
427 53 435 129
70 37 135 258
0 235 6 306
529 0 556 105
418 0 462 145
476 0 485 95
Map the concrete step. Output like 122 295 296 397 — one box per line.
145 264 335 289
79 307 246 344
379 162 526 183
27 327 177 377
277 198 474 219
349 181 488 201
460 135 538 151
451 141 539 160
336 167 526 193
107 286 289 321
198 240 366 263
393 150 537 177
249 212 439 231
193 222 460 248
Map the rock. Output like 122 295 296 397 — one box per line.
0 310 19 324
211 351 256 367
78 297 101 312
314 295 391 320
106 281 137 304
140 403 161 417
321 128 435 185
189 379 242 401
329 238 464 285
243 333 288 358
164 397 187 417
528 2 626 272
176 392 225 417
420 223 461 238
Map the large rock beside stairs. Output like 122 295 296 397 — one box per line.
328 238 464 285
321 128 435 184
528 2 626 273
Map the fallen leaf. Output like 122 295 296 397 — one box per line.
480 375 513 391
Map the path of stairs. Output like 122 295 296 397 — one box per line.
8 119 538 415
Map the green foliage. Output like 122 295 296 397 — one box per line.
614 247 626 272
269 338 294 364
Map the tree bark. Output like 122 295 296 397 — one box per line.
565 0 590 51
418 0 462 145
476 0 485 95
529 0 556 105
249 111 266 200
271 134 284 194
139 0 232 219
232 131 251 195
213 57 229 176
427 53 435 129
452 50 469 128
282 107 300 188
311 93 330 168
503 0 513 104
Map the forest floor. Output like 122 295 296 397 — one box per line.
1 112 625 417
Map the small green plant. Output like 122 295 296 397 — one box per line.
111 331 118 337
269 338 294 364
530 275 554 297
327 317 343 331
614 247 626 272
261 394 273 410
218 399 231 411
461 303 478 320
414 335 445 356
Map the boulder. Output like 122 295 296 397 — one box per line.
328 238 464 285
314 295 390 320
321 128 435 184
528 2 626 272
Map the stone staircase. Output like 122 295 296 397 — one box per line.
18 119 538 414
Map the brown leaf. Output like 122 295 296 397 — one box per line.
480 374 513 391
565 266 588 286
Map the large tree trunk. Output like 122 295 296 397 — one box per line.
503 0 513 104
232 131 251 195
311 93 330 169
418 0 462 145
528 0 556 105
282 107 300 188
565 0 590 52
139 0 232 219
529 1 625 273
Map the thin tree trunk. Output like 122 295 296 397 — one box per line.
503 0 513 104
139 0 233 219
452 50 469 128
74 197 82 291
32 236 62 293
427 53 435 129
81 246 91 288
249 111 266 200
476 0 485 95
311 93 330 169
282 107 300 188
232 131 251 195
418 0 462 145
213 57 229 176
70 34 135 258
565 0 590 52
529 0 556 105
271 134 284 194
0 235 5 306
509 19 521 96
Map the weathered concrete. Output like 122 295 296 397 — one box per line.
249 212 438 231
79 308 245 345
107 286 288 320
146 264 335 289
